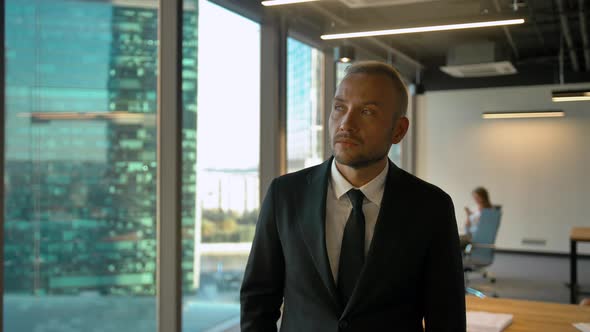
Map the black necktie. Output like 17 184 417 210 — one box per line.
337 189 366 306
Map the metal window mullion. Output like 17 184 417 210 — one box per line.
278 14 288 176
260 11 287 198
402 89 416 174
0 0 6 330
323 49 335 161
157 0 182 331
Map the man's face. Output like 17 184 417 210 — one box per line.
329 73 407 168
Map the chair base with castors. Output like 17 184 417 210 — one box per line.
463 208 502 299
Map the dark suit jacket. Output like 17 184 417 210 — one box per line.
240 158 466 332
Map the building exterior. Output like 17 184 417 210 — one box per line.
286 38 324 173
4 0 198 295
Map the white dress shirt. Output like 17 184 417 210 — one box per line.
466 207 481 234
325 160 388 283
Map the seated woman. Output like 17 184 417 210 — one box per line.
460 186 493 249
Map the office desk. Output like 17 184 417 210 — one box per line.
466 296 590 331
571 227 590 304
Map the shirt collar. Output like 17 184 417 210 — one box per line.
330 159 389 207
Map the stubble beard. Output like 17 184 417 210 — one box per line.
333 147 388 169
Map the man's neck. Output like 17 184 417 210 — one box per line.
335 158 388 188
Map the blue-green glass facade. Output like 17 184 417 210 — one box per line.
287 38 323 173
4 0 198 296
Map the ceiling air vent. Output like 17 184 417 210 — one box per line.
440 42 517 78
339 0 435 8
440 61 517 78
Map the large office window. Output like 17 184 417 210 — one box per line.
287 37 324 173
181 1 261 330
4 0 168 330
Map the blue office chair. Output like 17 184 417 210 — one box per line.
464 207 502 298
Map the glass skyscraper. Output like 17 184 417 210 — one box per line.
287 37 323 173
4 0 198 296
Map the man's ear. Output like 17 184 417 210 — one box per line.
392 116 409 144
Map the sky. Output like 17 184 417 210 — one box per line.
196 0 261 171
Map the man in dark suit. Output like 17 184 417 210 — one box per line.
240 61 465 331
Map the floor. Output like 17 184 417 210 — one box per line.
4 252 589 332
467 251 590 304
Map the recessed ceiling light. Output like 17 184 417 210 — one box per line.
335 45 355 63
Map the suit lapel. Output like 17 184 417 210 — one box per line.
297 158 341 309
341 161 409 317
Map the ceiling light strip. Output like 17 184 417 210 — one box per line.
261 0 319 6
321 18 525 40
552 96 590 102
482 111 565 119
551 90 590 102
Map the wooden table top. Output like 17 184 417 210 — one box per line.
571 227 590 242
466 296 590 332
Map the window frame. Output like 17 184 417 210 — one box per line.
157 0 183 330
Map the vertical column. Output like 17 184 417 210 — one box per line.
323 49 335 161
157 0 182 331
277 15 287 177
260 11 287 199
402 89 416 174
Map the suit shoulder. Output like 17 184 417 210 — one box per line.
277 165 316 181
399 168 452 203
272 162 325 188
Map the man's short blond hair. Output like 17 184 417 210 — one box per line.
343 61 409 118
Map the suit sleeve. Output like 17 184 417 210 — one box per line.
240 179 285 332
424 193 466 332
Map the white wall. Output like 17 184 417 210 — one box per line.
415 83 590 254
